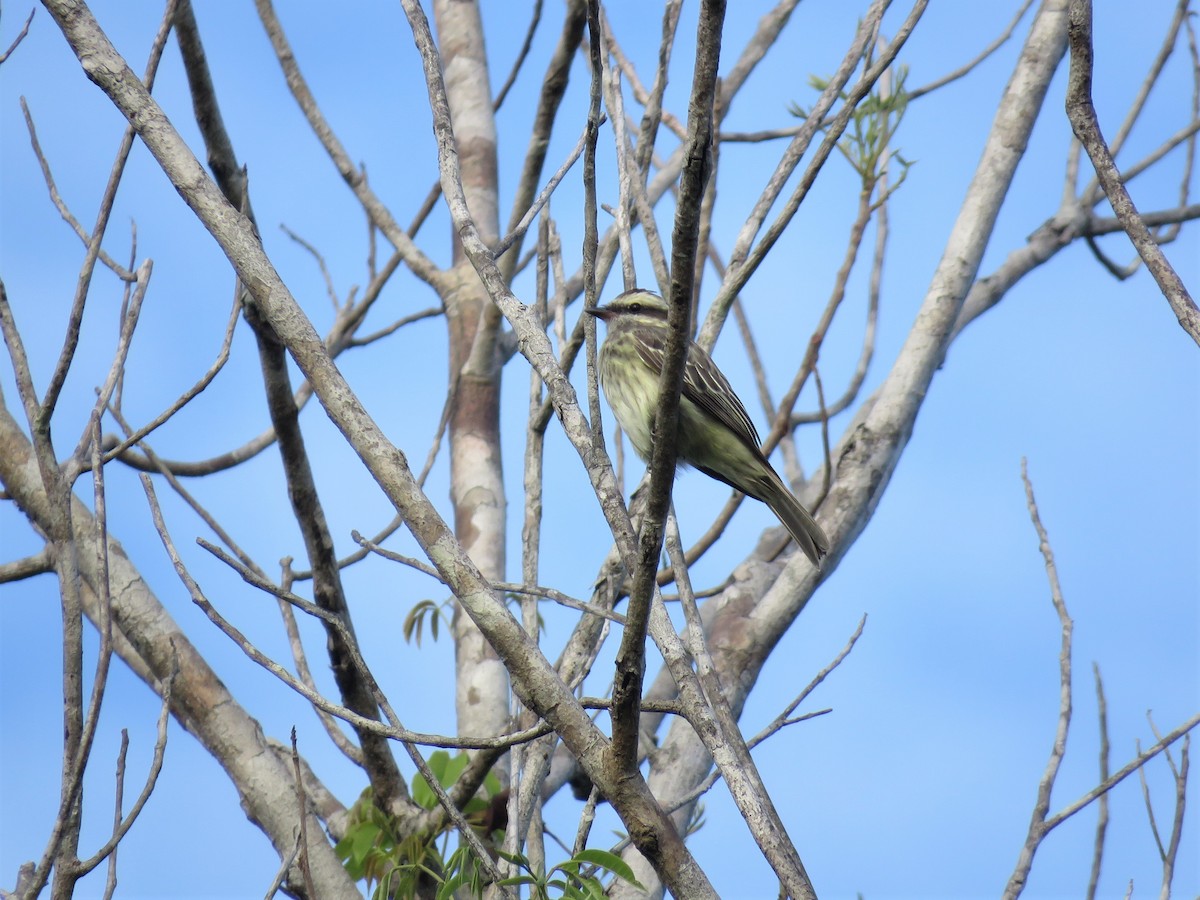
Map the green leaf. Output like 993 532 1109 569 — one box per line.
413 750 469 809
441 750 469 787
427 749 451 782
436 872 465 900
411 773 436 809
574 849 644 887
350 823 382 861
497 875 537 888
494 849 526 866
402 599 433 646
483 768 503 797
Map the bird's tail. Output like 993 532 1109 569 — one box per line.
755 474 830 568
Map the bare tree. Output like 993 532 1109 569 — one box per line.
0 0 1196 898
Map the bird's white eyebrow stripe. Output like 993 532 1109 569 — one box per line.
619 301 668 319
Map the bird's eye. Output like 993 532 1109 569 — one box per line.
628 303 641 313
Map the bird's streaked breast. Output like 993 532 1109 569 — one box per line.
597 339 659 461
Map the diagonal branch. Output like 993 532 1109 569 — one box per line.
611 0 724 785
1066 0 1200 345
38 1 714 894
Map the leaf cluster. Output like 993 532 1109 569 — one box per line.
335 751 640 899
792 64 914 194
335 751 503 898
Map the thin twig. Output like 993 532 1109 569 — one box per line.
493 119 593 259
1066 0 1200 345
289 728 316 899
143 506 551 752
342 305 442 348
18 99 136 282
73 656 177 878
279 224 342 311
1143 713 1189 900
498 0 586 280
602 53 640 291
492 0 542 109
1002 459 1075 900
791 169 885 425
39 0 177 430
0 547 54 582
1085 663 1109 900
100 291 243 468
665 615 864 814
277 563 363 765
101 730 127 900
254 0 444 289
68 260 153 477
262 831 302 900
700 0 920 348
0 7 35 63
612 0 727 784
907 0 1036 99
1043 713 1200 832
1081 0 1190 191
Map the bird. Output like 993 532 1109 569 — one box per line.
586 288 830 567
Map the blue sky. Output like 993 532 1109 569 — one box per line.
1 2 1196 898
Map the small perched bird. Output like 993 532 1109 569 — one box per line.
587 289 830 567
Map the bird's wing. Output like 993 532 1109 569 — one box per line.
629 329 763 451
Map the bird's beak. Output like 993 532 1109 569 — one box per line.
585 306 610 321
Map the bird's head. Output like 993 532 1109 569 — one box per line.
585 289 670 325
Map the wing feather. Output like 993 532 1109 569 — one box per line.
628 329 763 453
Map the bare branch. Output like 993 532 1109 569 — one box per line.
72 660 176 878
1082 0 1191 186
254 0 444 288
499 0 586 279
156 506 551 753
262 831 302 900
0 547 54 583
1143 713 1190 899
343 305 442 348
0 401 359 895
99 291 248 470
0 7 34 64
276 564 364 766
39 0 176 432
603 2 687 147
1043 713 1200 832
493 119 592 260
492 0 542 110
279 225 342 311
908 0 1036 98
68 259 153 474
700 0 922 348
1066 0 1200 345
18 99 136 282
610 0 728 785
661 616 863 818
289 729 317 899
1085 663 1110 900
1002 459 1076 900
102 730 126 900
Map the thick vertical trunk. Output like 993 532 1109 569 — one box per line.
447 280 510 741
433 0 510 742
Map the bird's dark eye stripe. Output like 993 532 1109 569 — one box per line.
623 302 667 318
